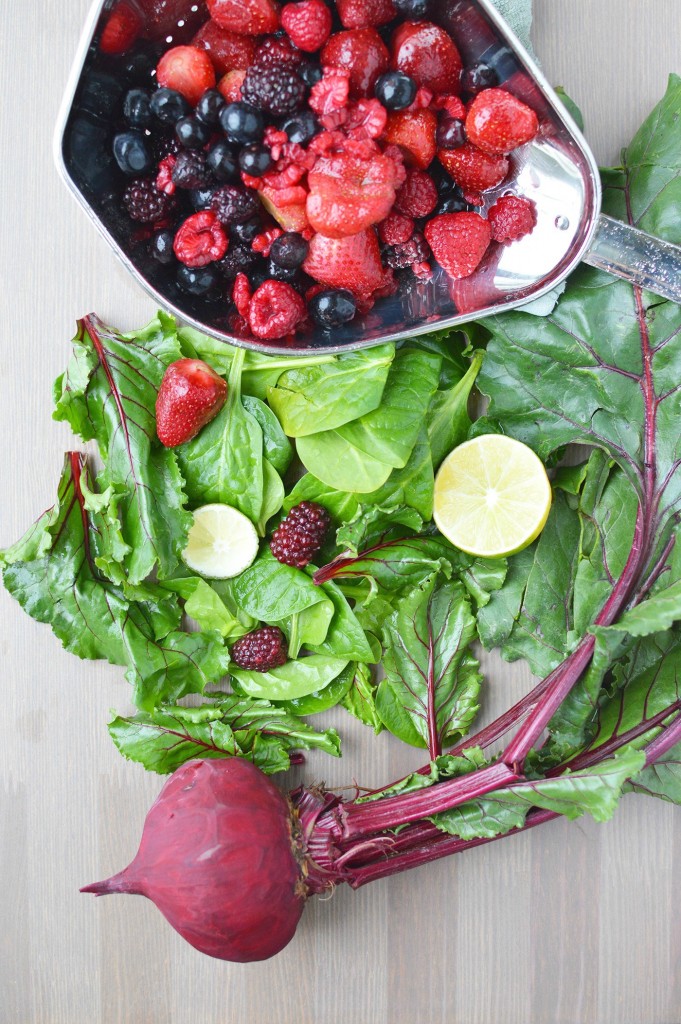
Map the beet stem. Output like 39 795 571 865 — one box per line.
80 869 141 896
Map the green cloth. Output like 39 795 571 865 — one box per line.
490 0 534 55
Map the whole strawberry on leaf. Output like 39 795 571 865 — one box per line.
156 358 228 448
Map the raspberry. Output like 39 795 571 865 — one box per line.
210 185 261 225
253 34 303 68
309 71 351 116
173 212 229 267
233 272 253 316
156 155 177 195
248 280 307 339
123 179 176 222
231 626 288 671
217 244 259 280
281 0 332 53
270 501 331 567
241 66 307 117
488 195 537 244
383 230 431 269
172 150 209 190
394 170 438 217
378 211 414 245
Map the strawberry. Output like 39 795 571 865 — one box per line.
393 169 437 217
307 149 404 238
382 108 437 169
137 0 208 40
156 46 217 106
206 0 280 35
281 0 332 52
217 69 246 101
260 185 310 231
391 22 462 94
192 21 256 75
99 1 144 55
156 359 228 448
466 88 539 155
173 211 229 266
303 229 392 299
322 29 390 98
337 0 396 29
488 194 537 244
248 281 307 339
438 142 509 192
424 212 492 280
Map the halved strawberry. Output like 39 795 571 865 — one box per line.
206 0 280 35
425 212 492 280
391 22 462 94
307 149 404 238
303 229 392 299
217 69 246 101
99 0 144 55
322 28 390 98
156 45 217 106
465 88 539 155
438 142 509 192
382 108 437 169
337 0 396 29
192 20 256 75
260 186 310 231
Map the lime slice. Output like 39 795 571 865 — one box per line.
433 435 552 558
182 504 259 579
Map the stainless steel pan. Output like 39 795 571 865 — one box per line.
55 0 681 354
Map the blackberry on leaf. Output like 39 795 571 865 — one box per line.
270 502 331 568
231 627 288 672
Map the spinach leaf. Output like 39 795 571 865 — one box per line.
230 654 349 699
341 662 383 734
230 550 332 621
428 351 483 468
362 428 435 520
275 661 357 716
283 474 361 524
257 459 285 536
306 577 376 663
160 576 251 639
242 395 293 474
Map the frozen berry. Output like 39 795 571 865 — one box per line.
151 87 192 124
123 178 176 221
156 45 217 107
248 279 307 339
460 62 498 97
268 259 302 284
488 194 537 244
435 193 474 214
270 501 332 567
383 230 430 268
297 62 324 87
394 170 438 217
241 65 307 117
393 0 431 17
177 263 221 296
254 34 303 68
309 289 357 327
281 0 332 53
375 71 417 111
123 87 152 127
150 229 176 263
172 150 209 189
238 143 273 176
206 140 239 182
378 211 414 245
190 186 217 211
219 101 265 143
217 244 259 280
231 626 288 672
113 131 154 175
232 216 263 244
281 110 320 145
121 47 157 86
196 88 226 125
175 115 212 149
173 211 229 267
211 184 260 225
436 117 466 149
270 232 309 269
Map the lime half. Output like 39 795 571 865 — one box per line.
182 504 259 579
433 435 552 558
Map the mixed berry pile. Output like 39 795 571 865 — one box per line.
100 0 540 340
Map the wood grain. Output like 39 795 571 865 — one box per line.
0 1 679 1021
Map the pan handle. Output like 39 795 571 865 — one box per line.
583 215 681 303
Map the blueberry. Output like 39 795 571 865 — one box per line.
190 187 216 211
231 217 262 244
123 88 153 128
436 117 466 149
309 289 357 328
280 111 319 145
219 102 265 144
393 0 431 18
267 259 300 284
270 232 309 269
177 264 220 296
113 131 153 175
461 63 498 96
121 47 158 86
175 115 212 149
78 70 123 120
436 194 474 214
206 140 239 183
430 161 459 196
238 144 273 177
196 88 226 125
297 62 323 87
151 88 192 124
374 71 417 111
67 113 119 193
150 230 176 264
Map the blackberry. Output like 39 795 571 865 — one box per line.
152 132 182 162
383 231 431 269
172 150 208 189
254 35 302 68
241 66 306 117
211 185 260 225
123 178 175 222
231 626 288 672
216 244 259 281
270 502 331 568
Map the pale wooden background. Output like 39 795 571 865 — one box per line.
1 2 680 1022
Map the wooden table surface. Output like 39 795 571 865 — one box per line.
1 2 680 1022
